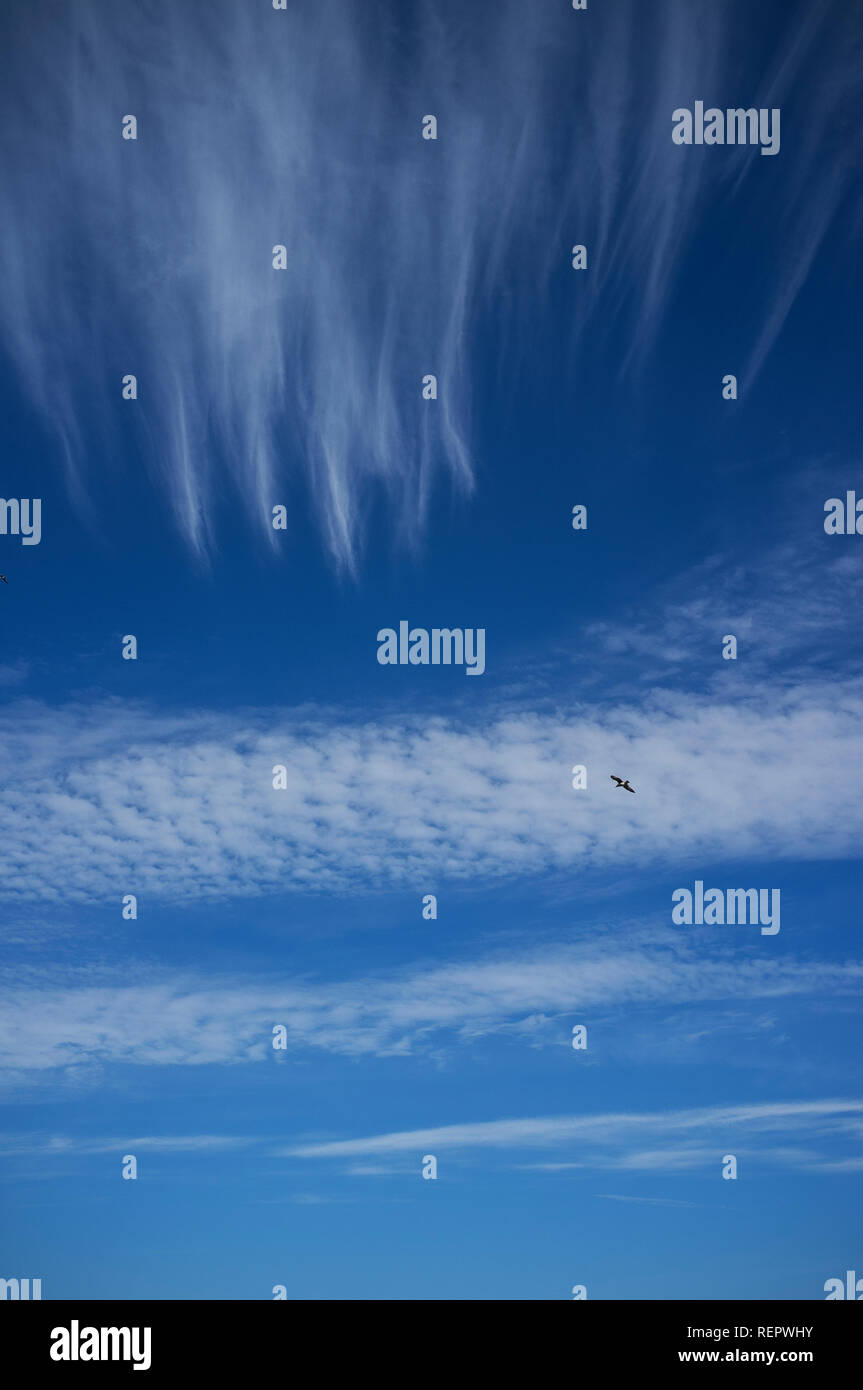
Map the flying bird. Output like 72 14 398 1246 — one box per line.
610 775 635 793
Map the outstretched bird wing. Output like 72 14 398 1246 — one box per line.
610 775 624 785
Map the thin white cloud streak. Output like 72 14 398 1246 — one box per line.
0 942 860 1078
593 1194 705 1207
2 1 858 566
0 678 862 905
0 1134 254 1158
4 1104 859 1176
585 544 863 683
741 2 863 383
0 662 30 687
281 1099 863 1171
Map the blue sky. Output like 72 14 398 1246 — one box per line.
1 0 862 1299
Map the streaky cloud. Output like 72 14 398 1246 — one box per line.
1 0 858 566
281 1097 863 1172
0 942 859 1079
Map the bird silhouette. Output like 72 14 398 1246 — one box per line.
610 775 635 793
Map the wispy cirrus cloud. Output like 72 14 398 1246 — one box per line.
0 1134 255 1158
280 1098 863 1174
593 1194 705 1207
0 661 30 687
583 540 863 688
0 939 860 1082
5 1102 861 1177
2 0 858 567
